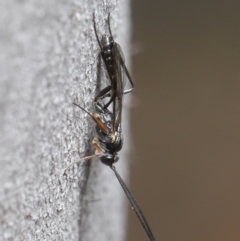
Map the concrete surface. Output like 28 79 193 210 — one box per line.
0 1 132 240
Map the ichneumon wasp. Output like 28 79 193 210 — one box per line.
64 12 156 241
93 12 134 134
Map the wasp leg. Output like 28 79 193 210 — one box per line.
73 102 109 134
94 85 112 102
92 137 105 153
120 58 134 94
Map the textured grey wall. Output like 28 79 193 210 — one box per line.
0 1 132 240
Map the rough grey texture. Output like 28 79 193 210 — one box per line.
0 1 131 240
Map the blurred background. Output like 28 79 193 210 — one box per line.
128 1 240 241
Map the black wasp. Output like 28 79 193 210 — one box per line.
65 13 156 241
93 12 134 134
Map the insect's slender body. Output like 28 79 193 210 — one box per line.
93 13 133 132
65 13 156 241
100 36 117 88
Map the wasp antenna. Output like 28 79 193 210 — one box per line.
73 102 94 119
110 165 156 241
63 153 102 175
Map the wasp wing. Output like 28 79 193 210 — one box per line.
111 42 125 134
